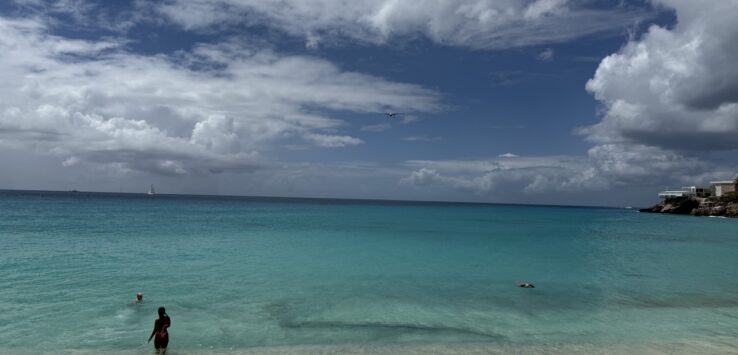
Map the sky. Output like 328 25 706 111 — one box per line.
0 0 737 207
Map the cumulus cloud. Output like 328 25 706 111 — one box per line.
0 15 438 176
402 155 604 194
152 0 650 50
403 167 443 187
583 0 738 151
402 143 735 197
498 153 519 158
190 115 242 154
584 143 725 187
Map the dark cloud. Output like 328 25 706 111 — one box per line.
682 81 738 111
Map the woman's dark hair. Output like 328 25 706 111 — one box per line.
158 307 166 317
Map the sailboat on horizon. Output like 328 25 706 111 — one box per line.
147 184 155 195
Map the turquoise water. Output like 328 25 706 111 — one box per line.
1 190 738 354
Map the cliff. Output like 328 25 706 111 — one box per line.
639 196 738 218
639 197 700 214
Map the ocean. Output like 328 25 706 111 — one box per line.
1 190 737 354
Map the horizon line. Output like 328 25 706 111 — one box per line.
0 188 627 210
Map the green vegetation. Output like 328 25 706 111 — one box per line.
718 191 738 203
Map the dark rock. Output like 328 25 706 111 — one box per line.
639 197 700 215
710 206 725 215
726 203 738 217
639 205 662 213
640 196 737 218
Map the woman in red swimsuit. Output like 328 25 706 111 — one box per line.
148 307 171 353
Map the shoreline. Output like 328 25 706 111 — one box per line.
5 340 737 355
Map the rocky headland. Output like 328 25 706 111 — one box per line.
639 196 738 218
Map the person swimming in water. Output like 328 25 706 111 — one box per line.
148 307 171 354
134 292 143 304
516 281 535 288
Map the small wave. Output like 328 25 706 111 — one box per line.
114 308 133 321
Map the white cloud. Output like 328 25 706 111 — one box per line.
583 0 738 151
0 15 438 176
585 143 722 187
524 0 566 19
402 155 603 194
151 0 650 50
498 153 519 158
12 0 141 32
190 115 241 154
403 168 442 186
402 145 735 197
538 48 554 61
304 133 363 148
305 33 321 50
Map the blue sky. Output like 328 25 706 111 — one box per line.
0 0 736 206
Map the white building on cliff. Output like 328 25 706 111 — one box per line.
711 179 737 197
657 175 737 199
658 186 710 199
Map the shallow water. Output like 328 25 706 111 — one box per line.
1 191 737 354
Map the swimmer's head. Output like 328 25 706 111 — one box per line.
136 292 143 301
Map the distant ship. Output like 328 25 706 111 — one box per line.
147 184 155 195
